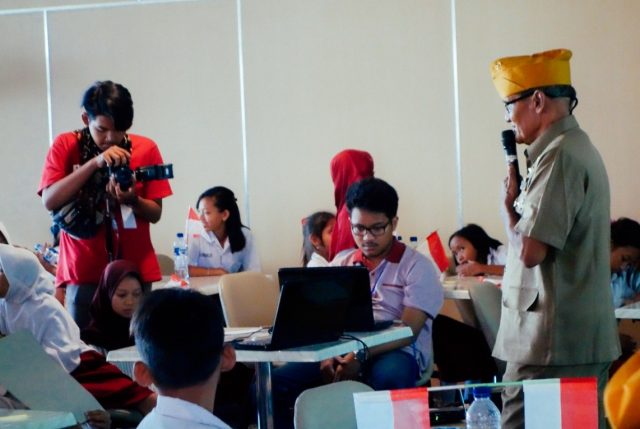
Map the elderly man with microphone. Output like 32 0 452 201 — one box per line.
490 49 620 428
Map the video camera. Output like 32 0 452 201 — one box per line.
108 163 174 191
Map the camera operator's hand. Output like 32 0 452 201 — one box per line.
106 176 139 206
96 145 131 168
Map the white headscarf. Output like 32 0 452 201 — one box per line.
0 244 86 373
0 244 54 303
0 222 11 245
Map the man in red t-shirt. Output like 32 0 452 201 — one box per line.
38 81 172 329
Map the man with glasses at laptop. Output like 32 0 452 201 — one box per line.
328 177 444 388
271 177 443 429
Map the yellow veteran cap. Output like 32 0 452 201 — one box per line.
491 48 572 99
605 351 640 429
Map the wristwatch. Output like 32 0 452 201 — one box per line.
354 349 367 363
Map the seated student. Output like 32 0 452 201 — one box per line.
188 186 260 277
85 260 253 427
81 260 143 354
610 217 640 308
448 224 506 277
301 211 336 267
608 218 640 376
329 178 444 384
132 288 236 429
272 178 443 429
0 244 156 415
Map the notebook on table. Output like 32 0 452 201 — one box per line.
277 266 393 332
233 275 351 350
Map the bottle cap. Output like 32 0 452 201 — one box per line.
472 386 492 398
177 232 184 238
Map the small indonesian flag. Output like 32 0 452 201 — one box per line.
169 273 189 288
524 377 598 428
427 231 449 272
354 387 430 428
186 206 211 244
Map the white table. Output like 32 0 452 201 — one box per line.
443 277 639 320
442 275 502 300
107 325 413 429
440 276 502 329
0 409 76 428
615 301 640 319
152 275 221 295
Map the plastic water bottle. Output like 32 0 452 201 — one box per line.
466 387 501 429
34 244 59 265
173 233 189 283
409 236 419 249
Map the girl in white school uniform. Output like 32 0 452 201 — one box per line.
301 211 335 267
448 223 506 277
188 186 261 276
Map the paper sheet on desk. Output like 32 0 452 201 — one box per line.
442 276 502 290
224 327 263 343
0 331 103 422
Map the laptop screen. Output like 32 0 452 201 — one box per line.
277 266 375 332
270 274 352 349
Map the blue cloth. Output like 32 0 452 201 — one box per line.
611 268 640 308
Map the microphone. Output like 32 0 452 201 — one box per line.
501 129 522 191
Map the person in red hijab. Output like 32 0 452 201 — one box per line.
328 149 374 260
81 260 143 354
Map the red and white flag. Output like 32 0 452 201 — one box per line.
354 387 431 428
427 231 449 273
524 377 598 428
185 206 211 244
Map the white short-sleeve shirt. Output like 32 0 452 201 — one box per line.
137 395 231 429
332 240 444 372
188 227 261 273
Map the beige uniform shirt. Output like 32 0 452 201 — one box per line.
493 115 620 366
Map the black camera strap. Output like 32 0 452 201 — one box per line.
104 198 115 262
51 128 130 253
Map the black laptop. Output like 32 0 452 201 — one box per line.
233 275 351 350
277 266 393 332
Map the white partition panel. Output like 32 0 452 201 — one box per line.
0 12 51 246
46 0 243 257
242 0 458 273
0 0 638 273
455 0 640 242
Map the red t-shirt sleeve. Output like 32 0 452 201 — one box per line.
38 133 80 196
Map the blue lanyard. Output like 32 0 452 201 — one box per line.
370 260 388 296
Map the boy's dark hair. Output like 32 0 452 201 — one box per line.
197 186 247 253
82 81 134 131
449 223 502 265
132 289 224 390
346 177 398 220
302 211 335 266
611 218 640 249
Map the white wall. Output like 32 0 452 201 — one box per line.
1 0 638 275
